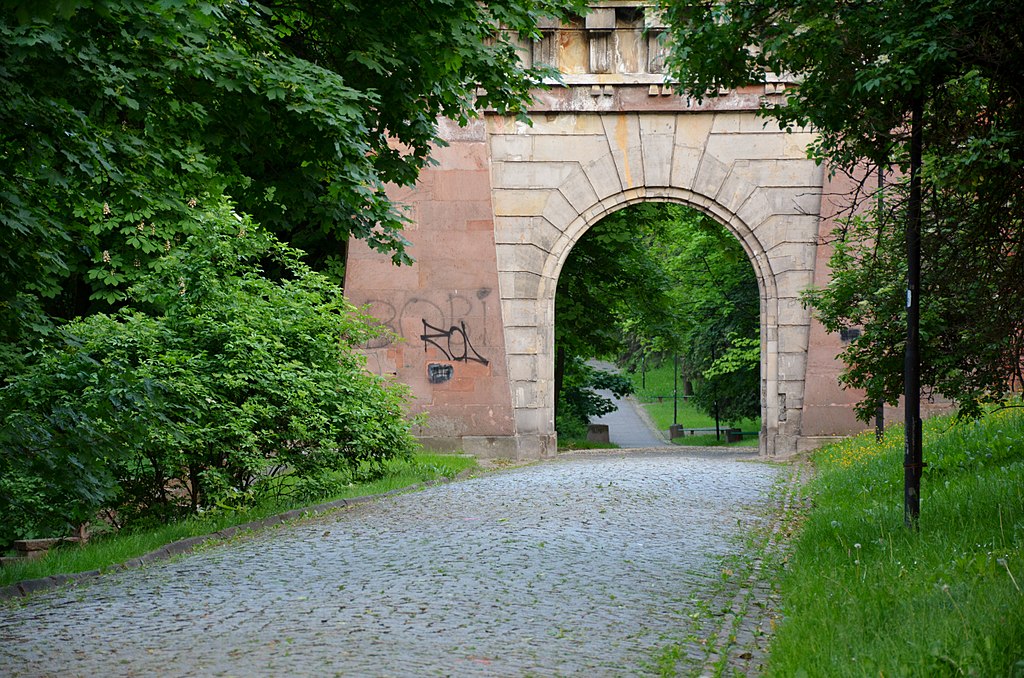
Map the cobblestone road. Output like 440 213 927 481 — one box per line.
0 451 789 677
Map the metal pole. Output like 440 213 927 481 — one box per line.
876 402 885 442
876 162 886 442
673 352 679 426
712 344 720 441
904 97 924 528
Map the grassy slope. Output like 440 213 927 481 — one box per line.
0 453 477 588
766 410 1024 676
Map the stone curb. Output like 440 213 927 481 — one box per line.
0 474 466 602
697 461 809 676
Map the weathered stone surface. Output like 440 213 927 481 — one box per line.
705 132 789 166
601 112 646 189
715 171 758 214
581 153 625 199
163 536 206 557
491 160 578 189
513 405 550 434
340 13 878 456
556 166 602 213
541 190 582 231
491 187 553 217
460 435 520 458
692 153 732 200
16 577 55 596
14 538 62 553
586 423 610 442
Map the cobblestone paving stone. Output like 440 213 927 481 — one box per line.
0 451 788 677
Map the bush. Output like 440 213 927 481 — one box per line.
0 203 415 547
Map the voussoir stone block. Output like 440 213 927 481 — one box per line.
715 171 758 214
558 167 602 213
642 134 675 187
692 154 731 201
601 113 645 189
542 191 581 230
583 153 625 199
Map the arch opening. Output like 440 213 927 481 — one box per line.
551 199 763 450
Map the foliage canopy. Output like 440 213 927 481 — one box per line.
659 0 1024 419
0 0 585 353
0 0 587 544
0 205 415 545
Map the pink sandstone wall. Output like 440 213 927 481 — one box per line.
344 119 516 452
801 171 873 439
801 169 952 443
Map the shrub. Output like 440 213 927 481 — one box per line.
556 358 633 440
0 203 414 547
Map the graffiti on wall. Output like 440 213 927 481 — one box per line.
359 288 493 379
427 363 455 384
420 320 489 365
360 288 492 349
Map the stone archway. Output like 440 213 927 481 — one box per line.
342 2 877 458
543 193 772 447
487 111 824 457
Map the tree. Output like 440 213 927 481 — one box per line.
553 203 673 435
0 0 589 541
658 0 1024 418
648 206 761 424
0 0 586 366
658 0 1024 523
0 202 416 545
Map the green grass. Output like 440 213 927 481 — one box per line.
0 453 477 589
765 410 1024 676
627 361 760 445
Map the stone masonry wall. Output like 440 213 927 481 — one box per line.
345 119 518 457
343 2 878 458
488 109 824 457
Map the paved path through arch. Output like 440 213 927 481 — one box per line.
588 361 669 448
0 454 790 677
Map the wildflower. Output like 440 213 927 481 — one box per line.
102 202 111 216
187 197 198 208
102 250 111 263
